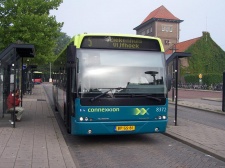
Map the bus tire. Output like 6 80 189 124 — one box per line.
64 105 71 134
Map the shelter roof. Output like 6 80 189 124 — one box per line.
0 44 35 64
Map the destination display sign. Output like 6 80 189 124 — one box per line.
81 36 161 51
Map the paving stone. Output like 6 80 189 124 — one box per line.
0 84 76 168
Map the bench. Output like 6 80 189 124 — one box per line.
6 109 19 114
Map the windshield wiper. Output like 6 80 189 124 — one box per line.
90 87 124 102
115 94 161 102
145 95 161 102
130 94 161 102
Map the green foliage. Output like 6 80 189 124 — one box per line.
203 73 223 85
54 32 71 56
33 32 71 80
184 74 199 84
0 0 63 64
184 32 225 75
184 73 222 86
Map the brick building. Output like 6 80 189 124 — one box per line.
133 5 225 84
133 5 183 51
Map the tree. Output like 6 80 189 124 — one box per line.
0 0 63 64
36 32 71 80
54 31 71 56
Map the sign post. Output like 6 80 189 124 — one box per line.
199 73 202 85
222 72 225 112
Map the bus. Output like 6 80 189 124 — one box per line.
52 33 170 135
32 71 42 84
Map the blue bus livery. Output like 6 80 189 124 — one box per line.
52 33 169 135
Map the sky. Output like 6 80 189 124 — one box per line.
50 0 225 51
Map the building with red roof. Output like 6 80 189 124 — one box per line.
134 6 225 84
165 37 201 55
134 5 183 51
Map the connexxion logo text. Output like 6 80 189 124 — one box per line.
88 108 119 112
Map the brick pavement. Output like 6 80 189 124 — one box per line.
169 98 223 114
1 85 225 167
0 85 76 168
166 89 225 162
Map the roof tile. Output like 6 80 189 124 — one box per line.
142 5 180 23
166 37 201 54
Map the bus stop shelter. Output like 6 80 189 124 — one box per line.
166 52 191 126
0 43 35 127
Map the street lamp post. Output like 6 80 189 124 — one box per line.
171 44 177 102
49 62 52 82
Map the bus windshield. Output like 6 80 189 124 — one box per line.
77 49 166 97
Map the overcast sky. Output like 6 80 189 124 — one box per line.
51 0 225 50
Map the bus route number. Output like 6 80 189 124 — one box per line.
156 107 167 112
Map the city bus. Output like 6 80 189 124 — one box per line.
52 33 170 135
32 71 42 84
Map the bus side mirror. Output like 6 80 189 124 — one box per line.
167 75 172 92
67 44 76 63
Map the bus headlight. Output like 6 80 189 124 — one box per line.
80 117 84 121
157 116 167 120
85 117 88 121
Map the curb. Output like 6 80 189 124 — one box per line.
168 102 225 115
166 101 225 162
163 132 225 162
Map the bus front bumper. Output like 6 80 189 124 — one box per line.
71 120 167 135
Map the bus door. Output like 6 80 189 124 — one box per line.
65 44 77 133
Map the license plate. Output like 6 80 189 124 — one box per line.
115 126 135 131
